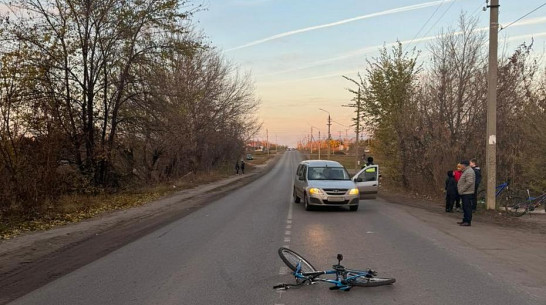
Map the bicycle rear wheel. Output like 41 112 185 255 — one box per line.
278 247 317 273
504 197 529 217
345 271 396 287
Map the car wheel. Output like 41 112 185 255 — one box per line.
304 194 313 211
293 188 300 203
349 205 359 211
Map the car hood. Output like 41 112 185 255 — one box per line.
307 180 356 189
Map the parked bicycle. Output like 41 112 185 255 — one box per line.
476 179 521 212
504 190 546 217
273 247 395 292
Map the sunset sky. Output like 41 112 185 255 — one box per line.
196 0 546 146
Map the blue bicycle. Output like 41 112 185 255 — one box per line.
273 247 395 291
476 179 515 209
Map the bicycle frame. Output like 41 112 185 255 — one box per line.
494 182 509 197
293 261 373 291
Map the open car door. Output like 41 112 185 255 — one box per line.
352 165 379 199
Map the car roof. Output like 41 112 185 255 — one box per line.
300 160 344 167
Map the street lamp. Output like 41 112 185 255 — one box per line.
319 108 332 159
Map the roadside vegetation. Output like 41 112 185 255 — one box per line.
345 14 546 199
0 0 261 238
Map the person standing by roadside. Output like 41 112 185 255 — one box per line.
457 160 475 226
470 158 481 211
240 160 245 174
235 161 240 175
454 163 463 212
445 171 458 212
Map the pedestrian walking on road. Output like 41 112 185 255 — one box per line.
445 171 458 212
457 160 476 227
454 163 463 212
235 161 240 175
470 158 482 211
240 160 245 174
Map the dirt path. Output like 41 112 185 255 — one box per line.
0 154 281 305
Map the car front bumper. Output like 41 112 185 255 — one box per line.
308 194 359 206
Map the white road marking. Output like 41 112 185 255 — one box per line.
283 244 290 248
285 230 291 235
287 194 293 220
286 224 291 229
366 231 374 234
286 220 292 224
284 237 290 242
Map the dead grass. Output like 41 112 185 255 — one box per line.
247 151 276 165
0 170 233 240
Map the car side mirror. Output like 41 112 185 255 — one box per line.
354 177 363 182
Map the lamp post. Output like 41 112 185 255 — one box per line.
319 108 331 160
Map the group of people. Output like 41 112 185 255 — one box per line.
445 159 482 227
235 160 245 175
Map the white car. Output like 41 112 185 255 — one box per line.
293 160 360 211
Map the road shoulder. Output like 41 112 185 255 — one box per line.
377 193 546 301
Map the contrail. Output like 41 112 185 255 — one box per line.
262 16 546 77
226 0 457 52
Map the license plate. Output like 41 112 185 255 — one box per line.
328 196 344 202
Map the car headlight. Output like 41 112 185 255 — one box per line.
308 188 323 195
348 188 359 195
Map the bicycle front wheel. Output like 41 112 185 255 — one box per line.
278 247 317 273
346 272 396 287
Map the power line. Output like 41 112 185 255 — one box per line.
500 2 546 32
407 0 447 48
421 0 457 38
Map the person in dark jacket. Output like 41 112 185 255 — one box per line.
445 171 458 212
235 161 240 174
240 160 245 174
470 158 481 211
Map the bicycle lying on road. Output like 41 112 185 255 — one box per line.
273 247 395 292
504 190 546 217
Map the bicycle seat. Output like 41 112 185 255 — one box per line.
333 264 346 272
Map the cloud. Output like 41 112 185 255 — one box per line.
225 0 458 52
262 16 546 77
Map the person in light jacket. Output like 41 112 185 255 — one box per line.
457 160 475 226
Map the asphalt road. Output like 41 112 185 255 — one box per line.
9 152 543 305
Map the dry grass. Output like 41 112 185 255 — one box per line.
0 170 233 240
246 151 276 165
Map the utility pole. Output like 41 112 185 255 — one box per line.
266 129 269 155
327 114 331 160
319 130 321 160
342 88 361 171
486 0 499 210
310 127 313 154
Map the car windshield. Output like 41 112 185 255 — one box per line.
307 167 350 180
